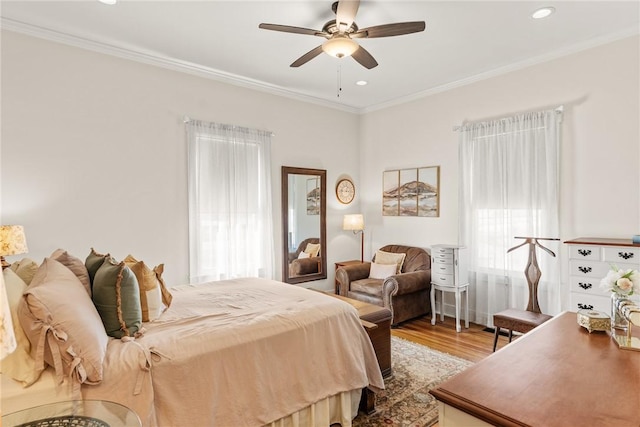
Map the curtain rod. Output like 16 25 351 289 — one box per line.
183 115 275 137
452 105 563 132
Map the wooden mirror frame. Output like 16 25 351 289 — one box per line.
281 166 327 284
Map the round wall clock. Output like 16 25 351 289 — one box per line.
336 178 355 204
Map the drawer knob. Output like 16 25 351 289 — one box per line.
578 266 592 274
578 282 592 290
618 251 634 260
577 249 591 256
577 303 594 310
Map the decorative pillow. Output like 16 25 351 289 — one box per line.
369 262 398 280
304 243 321 257
10 258 39 286
2 268 40 386
51 249 91 296
124 255 172 322
85 248 109 285
1 273 16 361
92 256 142 338
375 250 406 274
297 251 311 259
17 258 108 385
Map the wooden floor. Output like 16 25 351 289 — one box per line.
392 314 502 363
391 315 502 427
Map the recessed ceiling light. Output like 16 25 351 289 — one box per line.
356 80 368 86
532 7 555 19
99 0 117 5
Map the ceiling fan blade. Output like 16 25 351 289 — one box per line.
352 21 426 38
351 45 378 69
259 23 327 38
290 45 324 67
336 0 360 33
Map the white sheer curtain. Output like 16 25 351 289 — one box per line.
458 108 562 327
187 120 274 284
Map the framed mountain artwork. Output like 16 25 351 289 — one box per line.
382 166 440 217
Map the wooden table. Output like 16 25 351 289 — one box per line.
430 311 640 426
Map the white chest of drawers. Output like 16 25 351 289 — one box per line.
430 244 469 332
564 238 640 314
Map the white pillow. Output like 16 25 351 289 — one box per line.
297 251 311 259
369 262 398 280
375 250 406 274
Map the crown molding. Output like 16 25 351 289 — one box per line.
2 17 638 116
362 26 640 114
0 17 360 115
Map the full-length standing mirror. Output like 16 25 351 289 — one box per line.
282 166 327 284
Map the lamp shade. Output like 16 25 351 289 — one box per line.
0 225 28 257
343 214 364 231
322 36 359 58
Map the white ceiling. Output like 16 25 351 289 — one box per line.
2 1 639 113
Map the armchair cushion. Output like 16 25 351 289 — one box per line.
369 262 397 279
374 250 406 274
303 243 321 257
351 278 384 297
288 237 320 262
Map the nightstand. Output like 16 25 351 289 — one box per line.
334 260 366 294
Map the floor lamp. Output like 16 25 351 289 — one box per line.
343 214 364 262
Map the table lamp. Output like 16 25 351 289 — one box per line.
0 225 29 270
343 214 364 262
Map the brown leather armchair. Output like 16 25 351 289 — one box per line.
336 244 431 326
288 238 321 277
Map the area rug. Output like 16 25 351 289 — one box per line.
353 336 473 427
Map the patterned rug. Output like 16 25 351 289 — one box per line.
353 336 473 427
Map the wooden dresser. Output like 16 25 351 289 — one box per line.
430 312 640 426
564 237 640 313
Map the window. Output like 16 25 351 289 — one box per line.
186 120 274 283
458 108 562 326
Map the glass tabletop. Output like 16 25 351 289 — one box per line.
2 400 141 427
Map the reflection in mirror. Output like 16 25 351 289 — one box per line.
281 166 327 284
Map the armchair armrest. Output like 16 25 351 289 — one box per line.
289 257 321 276
383 270 431 297
336 262 371 296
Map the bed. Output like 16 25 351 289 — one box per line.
2 276 384 426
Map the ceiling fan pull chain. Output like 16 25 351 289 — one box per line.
337 64 342 98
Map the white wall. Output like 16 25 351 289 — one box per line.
0 30 362 290
361 35 640 254
3 30 638 304
360 35 639 313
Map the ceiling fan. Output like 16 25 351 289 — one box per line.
258 0 425 69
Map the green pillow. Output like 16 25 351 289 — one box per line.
92 256 142 338
85 248 109 284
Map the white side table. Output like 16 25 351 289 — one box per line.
430 244 469 332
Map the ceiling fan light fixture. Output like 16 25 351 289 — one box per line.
322 36 358 58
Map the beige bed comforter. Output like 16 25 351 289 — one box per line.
2 278 383 426
138 277 383 426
